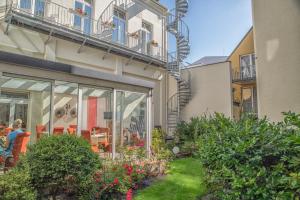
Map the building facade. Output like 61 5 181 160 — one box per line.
228 28 257 120
170 0 300 122
0 0 169 158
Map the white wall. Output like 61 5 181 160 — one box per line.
180 62 232 121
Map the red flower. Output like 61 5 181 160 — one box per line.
127 166 133 175
126 189 133 200
113 178 119 185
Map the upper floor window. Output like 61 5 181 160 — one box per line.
141 22 153 55
20 0 45 16
112 9 126 45
240 53 256 79
74 0 93 34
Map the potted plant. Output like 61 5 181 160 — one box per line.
129 31 139 39
150 40 158 47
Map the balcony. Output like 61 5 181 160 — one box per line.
232 65 256 83
2 0 167 67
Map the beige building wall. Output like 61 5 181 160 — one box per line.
252 0 300 121
180 62 232 121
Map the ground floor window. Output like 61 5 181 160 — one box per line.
0 74 151 158
116 91 147 156
0 76 51 143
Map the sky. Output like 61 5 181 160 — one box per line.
159 0 253 64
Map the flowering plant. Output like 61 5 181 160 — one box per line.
93 159 146 200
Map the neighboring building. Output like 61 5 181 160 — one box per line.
252 0 300 121
180 57 232 121
228 28 257 120
0 0 170 158
170 0 300 124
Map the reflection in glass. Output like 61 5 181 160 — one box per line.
0 76 51 143
116 91 147 154
53 81 78 135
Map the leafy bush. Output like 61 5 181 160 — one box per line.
25 134 101 199
0 158 37 200
152 128 173 160
193 112 300 199
175 116 212 154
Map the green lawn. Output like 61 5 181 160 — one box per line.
134 157 206 200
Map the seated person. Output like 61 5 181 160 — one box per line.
0 119 23 158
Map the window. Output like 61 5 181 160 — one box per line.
242 87 257 114
34 0 45 17
115 91 147 155
20 0 32 10
74 0 93 34
112 9 126 45
79 86 113 157
0 76 51 143
141 22 153 55
53 81 78 135
240 53 256 79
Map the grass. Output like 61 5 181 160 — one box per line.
134 157 206 200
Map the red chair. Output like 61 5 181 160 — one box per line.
69 125 77 129
81 130 91 143
4 132 31 171
53 127 64 136
4 127 12 135
36 125 46 140
67 127 76 135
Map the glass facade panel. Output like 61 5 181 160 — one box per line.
53 81 78 135
79 86 113 157
0 74 151 159
116 91 147 154
0 76 51 143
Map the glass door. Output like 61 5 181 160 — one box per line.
78 86 113 157
115 91 147 157
240 54 256 79
112 9 126 45
141 22 152 55
83 5 92 34
34 0 45 17
242 87 257 114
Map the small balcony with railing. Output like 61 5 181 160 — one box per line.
2 0 167 66
232 65 256 84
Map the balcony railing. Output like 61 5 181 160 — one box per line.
232 65 256 82
3 0 166 63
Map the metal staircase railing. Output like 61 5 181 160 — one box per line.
167 0 191 135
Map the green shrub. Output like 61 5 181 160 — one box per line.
0 158 37 200
175 115 212 154
152 128 173 160
182 112 300 199
25 134 101 199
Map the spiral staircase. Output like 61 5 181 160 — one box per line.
167 0 191 135
97 0 191 135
